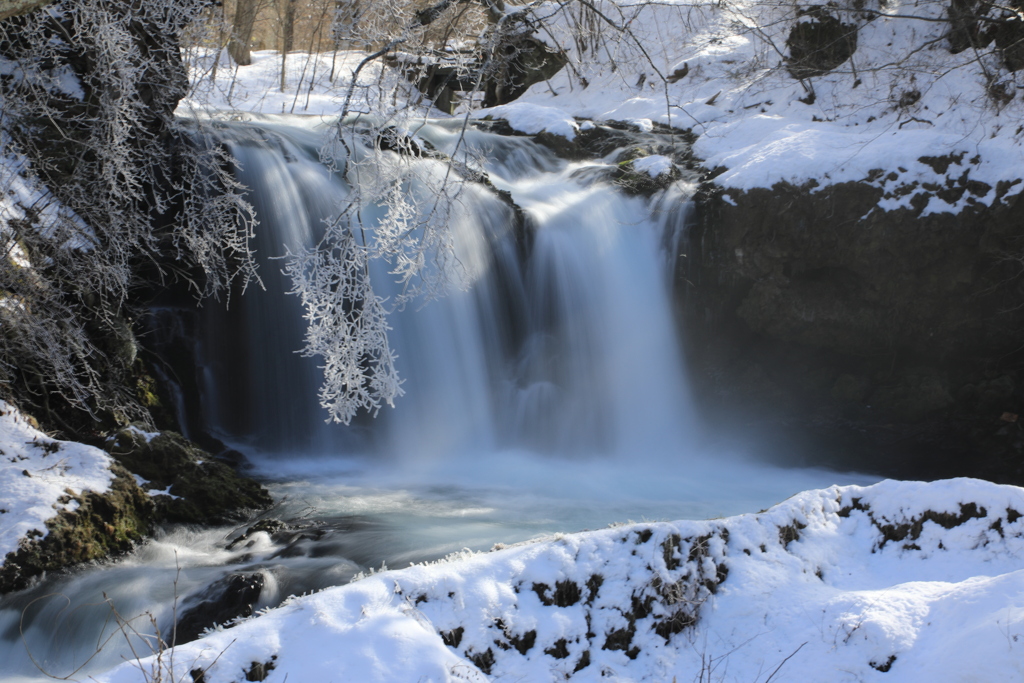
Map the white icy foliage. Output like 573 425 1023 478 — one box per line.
0 0 257 417
285 219 404 425
286 122 471 424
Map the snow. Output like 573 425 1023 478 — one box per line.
0 400 114 561
179 49 410 119
178 0 1024 213
95 478 1024 683
492 0 1024 208
477 102 580 140
1 6 1019 680
630 154 675 177
124 425 159 444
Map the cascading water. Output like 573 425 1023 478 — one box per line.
0 116 874 682
196 117 695 463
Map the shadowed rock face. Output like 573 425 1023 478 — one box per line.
686 176 1024 482
0 428 273 595
785 8 858 80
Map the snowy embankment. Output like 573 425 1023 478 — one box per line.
97 479 1024 682
180 0 1024 215
0 400 114 562
480 0 1024 212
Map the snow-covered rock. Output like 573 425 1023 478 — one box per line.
0 400 114 561
475 102 580 140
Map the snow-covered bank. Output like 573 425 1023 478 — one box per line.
96 478 1024 682
180 0 1024 214
0 400 114 561
0 399 272 593
489 0 1024 209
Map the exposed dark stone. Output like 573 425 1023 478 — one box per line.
174 573 265 645
586 574 604 604
831 373 871 403
106 427 272 525
244 656 277 682
663 534 682 570
484 36 567 108
613 147 682 196
441 626 465 648
508 629 536 655
603 625 635 652
573 650 591 672
870 654 897 672
875 502 987 547
388 31 566 114
630 593 655 620
532 580 581 607
653 609 697 640
995 8 1024 71
467 648 495 674
476 117 698 171
227 519 289 550
948 0 992 54
778 521 807 548
545 638 570 659
785 8 858 79
687 173 1024 483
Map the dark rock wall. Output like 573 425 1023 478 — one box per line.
686 178 1024 482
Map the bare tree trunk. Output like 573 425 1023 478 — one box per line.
228 0 259 66
279 0 295 92
281 0 295 53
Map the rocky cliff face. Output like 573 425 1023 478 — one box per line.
687 175 1024 482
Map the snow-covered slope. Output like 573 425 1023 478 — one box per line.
0 400 114 561
96 479 1024 682
487 0 1024 209
181 0 1024 216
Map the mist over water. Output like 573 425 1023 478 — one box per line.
0 116 875 681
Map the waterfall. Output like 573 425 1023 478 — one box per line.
195 117 697 464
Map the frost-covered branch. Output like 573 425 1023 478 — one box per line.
0 0 258 424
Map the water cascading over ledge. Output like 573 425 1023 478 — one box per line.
183 116 699 465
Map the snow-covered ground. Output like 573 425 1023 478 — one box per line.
183 0 1024 214
496 0 1024 210
0 400 114 560
94 478 1024 682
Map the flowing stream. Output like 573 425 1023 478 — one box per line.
0 116 874 681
